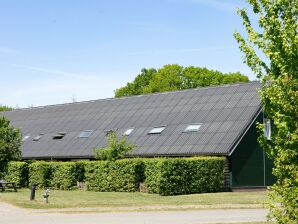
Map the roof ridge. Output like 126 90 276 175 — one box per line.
3 81 260 112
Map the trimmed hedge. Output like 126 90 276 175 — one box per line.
29 161 86 189
144 157 225 195
5 161 29 187
51 162 85 190
29 161 53 188
12 157 225 195
85 159 144 192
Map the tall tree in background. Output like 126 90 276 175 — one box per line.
115 64 249 97
0 105 12 111
115 68 157 97
234 0 297 223
0 116 22 177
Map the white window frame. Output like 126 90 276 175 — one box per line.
78 130 93 138
123 128 134 136
183 123 202 133
32 133 44 141
22 135 30 141
148 126 166 134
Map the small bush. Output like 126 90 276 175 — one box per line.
144 157 225 195
85 159 144 192
5 161 29 187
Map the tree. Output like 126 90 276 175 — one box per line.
0 105 12 111
93 132 136 161
0 116 22 177
114 64 249 97
234 1 297 223
115 68 157 97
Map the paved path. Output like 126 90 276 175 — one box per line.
0 202 268 224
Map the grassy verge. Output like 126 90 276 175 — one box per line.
0 189 268 210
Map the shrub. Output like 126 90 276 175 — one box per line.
94 132 136 161
144 157 225 195
4 161 29 187
28 161 53 188
85 159 144 192
51 162 80 190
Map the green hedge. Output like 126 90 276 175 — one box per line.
4 162 29 187
28 161 53 188
16 157 225 194
144 157 225 195
29 161 86 189
85 159 144 192
51 162 85 190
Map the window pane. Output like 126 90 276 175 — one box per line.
22 135 30 141
123 128 134 136
184 124 201 132
53 132 66 140
78 130 93 138
33 133 44 141
148 126 166 134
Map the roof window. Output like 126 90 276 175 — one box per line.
148 126 166 134
33 133 44 141
123 128 134 136
53 132 66 140
184 124 202 133
22 135 30 141
78 130 93 138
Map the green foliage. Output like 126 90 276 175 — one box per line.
234 1 298 223
24 158 224 194
85 159 145 192
115 68 157 97
115 64 249 97
28 161 53 188
144 157 225 196
4 162 29 187
29 161 86 189
0 116 22 178
94 132 136 161
0 105 12 111
51 162 85 190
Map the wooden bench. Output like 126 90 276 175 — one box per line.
0 181 17 192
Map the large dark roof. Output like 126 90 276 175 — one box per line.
1 81 262 159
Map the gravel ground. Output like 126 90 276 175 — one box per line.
0 202 268 224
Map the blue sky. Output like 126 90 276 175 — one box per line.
0 0 256 108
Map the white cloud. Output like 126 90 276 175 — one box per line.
1 64 128 108
11 64 104 82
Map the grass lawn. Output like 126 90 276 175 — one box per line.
0 189 268 210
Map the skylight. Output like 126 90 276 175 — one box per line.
78 130 93 138
148 126 166 134
22 135 30 141
123 128 134 136
32 133 44 141
184 124 202 133
53 132 66 140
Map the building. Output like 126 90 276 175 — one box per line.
1 81 275 188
